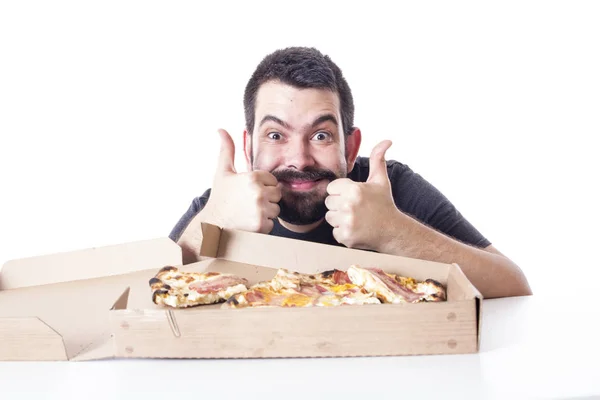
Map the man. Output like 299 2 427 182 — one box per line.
170 47 532 299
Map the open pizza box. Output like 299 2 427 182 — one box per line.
0 223 482 361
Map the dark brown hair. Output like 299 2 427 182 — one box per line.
243 47 355 137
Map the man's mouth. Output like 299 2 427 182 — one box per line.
272 167 338 192
281 179 323 191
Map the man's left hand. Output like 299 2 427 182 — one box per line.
324 140 400 251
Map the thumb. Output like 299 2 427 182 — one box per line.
216 129 236 174
367 140 392 184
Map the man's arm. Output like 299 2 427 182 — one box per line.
377 210 532 299
325 143 532 299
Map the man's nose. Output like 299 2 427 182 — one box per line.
284 139 316 170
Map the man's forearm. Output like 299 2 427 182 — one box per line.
378 211 532 299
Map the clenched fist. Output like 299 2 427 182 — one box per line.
324 140 399 251
203 129 282 234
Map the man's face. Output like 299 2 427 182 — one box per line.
244 80 360 226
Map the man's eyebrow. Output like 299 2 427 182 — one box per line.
259 115 291 130
258 113 339 131
311 114 338 128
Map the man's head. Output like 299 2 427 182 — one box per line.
242 47 362 226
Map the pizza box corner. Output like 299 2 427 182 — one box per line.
0 223 482 361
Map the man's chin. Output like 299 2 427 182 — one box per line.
277 200 327 226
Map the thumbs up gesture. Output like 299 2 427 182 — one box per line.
324 140 397 251
202 129 282 234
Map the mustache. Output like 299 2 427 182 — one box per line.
271 167 338 182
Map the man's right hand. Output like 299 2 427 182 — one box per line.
202 129 282 234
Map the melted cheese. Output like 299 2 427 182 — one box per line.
329 283 356 294
221 284 249 298
282 294 312 307
342 295 381 305
315 295 342 307
186 290 201 302
163 296 178 308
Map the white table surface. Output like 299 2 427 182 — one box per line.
0 295 598 400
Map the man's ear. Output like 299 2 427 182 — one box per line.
243 129 253 171
345 127 362 173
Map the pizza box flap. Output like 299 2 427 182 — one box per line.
447 263 483 349
0 317 68 361
0 278 129 361
70 288 130 362
198 222 455 286
0 237 182 290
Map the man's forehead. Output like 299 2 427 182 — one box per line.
254 81 341 128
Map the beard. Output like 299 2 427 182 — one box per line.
270 166 345 225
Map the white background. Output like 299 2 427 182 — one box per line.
1 0 598 300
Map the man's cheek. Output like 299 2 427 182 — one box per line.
252 153 279 172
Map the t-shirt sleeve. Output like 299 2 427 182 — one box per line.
168 189 212 243
387 162 491 249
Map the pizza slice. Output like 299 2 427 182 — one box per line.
149 265 249 308
346 265 446 304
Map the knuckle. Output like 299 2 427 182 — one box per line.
255 191 265 203
338 230 350 245
257 170 275 183
341 200 354 213
247 180 261 194
325 211 333 223
263 220 274 234
336 229 354 245
250 219 262 232
250 191 261 205
345 214 356 229
248 172 261 184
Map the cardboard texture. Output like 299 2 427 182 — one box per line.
0 223 482 361
0 238 182 361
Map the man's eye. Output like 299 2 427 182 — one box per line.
268 132 282 140
312 132 330 141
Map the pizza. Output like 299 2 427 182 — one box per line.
346 265 446 304
149 264 446 309
222 268 381 309
148 265 249 308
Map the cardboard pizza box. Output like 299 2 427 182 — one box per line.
0 238 182 361
0 223 482 361
108 223 483 359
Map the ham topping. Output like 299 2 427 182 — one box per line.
366 267 423 303
332 270 352 285
190 275 247 294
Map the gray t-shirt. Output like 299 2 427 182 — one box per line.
169 156 491 250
